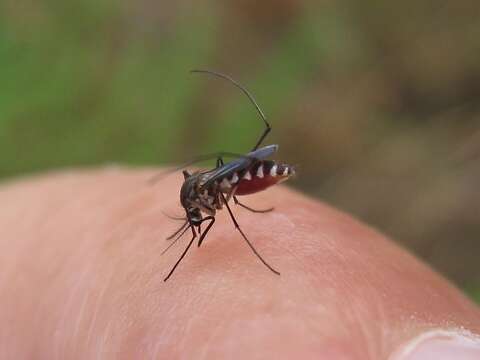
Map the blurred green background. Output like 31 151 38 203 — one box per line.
1 1 479 299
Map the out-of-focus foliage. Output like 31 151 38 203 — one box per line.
1 0 479 297
468 287 480 304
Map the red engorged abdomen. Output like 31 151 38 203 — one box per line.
234 175 281 195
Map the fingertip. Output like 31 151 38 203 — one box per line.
2 167 479 359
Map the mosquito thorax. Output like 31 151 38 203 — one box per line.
180 170 217 218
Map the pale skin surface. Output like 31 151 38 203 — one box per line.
0 167 479 359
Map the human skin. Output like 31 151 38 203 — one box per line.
0 167 479 359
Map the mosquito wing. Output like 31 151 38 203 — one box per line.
247 144 278 159
199 158 251 187
200 144 279 187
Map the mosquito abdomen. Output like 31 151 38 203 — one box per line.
216 160 294 196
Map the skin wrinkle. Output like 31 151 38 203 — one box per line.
199 273 246 350
58 215 111 356
202 275 248 358
0 168 480 359
95 317 113 360
112 271 157 356
376 291 394 357
181 260 344 357
167 298 193 356
137 256 205 357
328 244 400 358
37 203 96 358
352 285 390 358
56 264 91 359
146 261 200 356
56 174 134 348
59 171 152 358
197 321 226 360
190 270 230 359
85 265 115 351
71 236 111 355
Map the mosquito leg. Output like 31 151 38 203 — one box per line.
220 193 280 275
252 123 271 151
216 156 224 168
197 216 215 247
224 184 238 203
233 196 274 213
164 226 197 281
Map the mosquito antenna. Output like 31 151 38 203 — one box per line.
162 211 187 221
166 220 189 240
190 69 271 150
162 222 191 255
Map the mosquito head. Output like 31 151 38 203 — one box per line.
187 207 203 226
180 171 198 208
180 170 215 226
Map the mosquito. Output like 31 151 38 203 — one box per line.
162 69 295 281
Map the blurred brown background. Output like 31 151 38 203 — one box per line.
0 0 479 298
